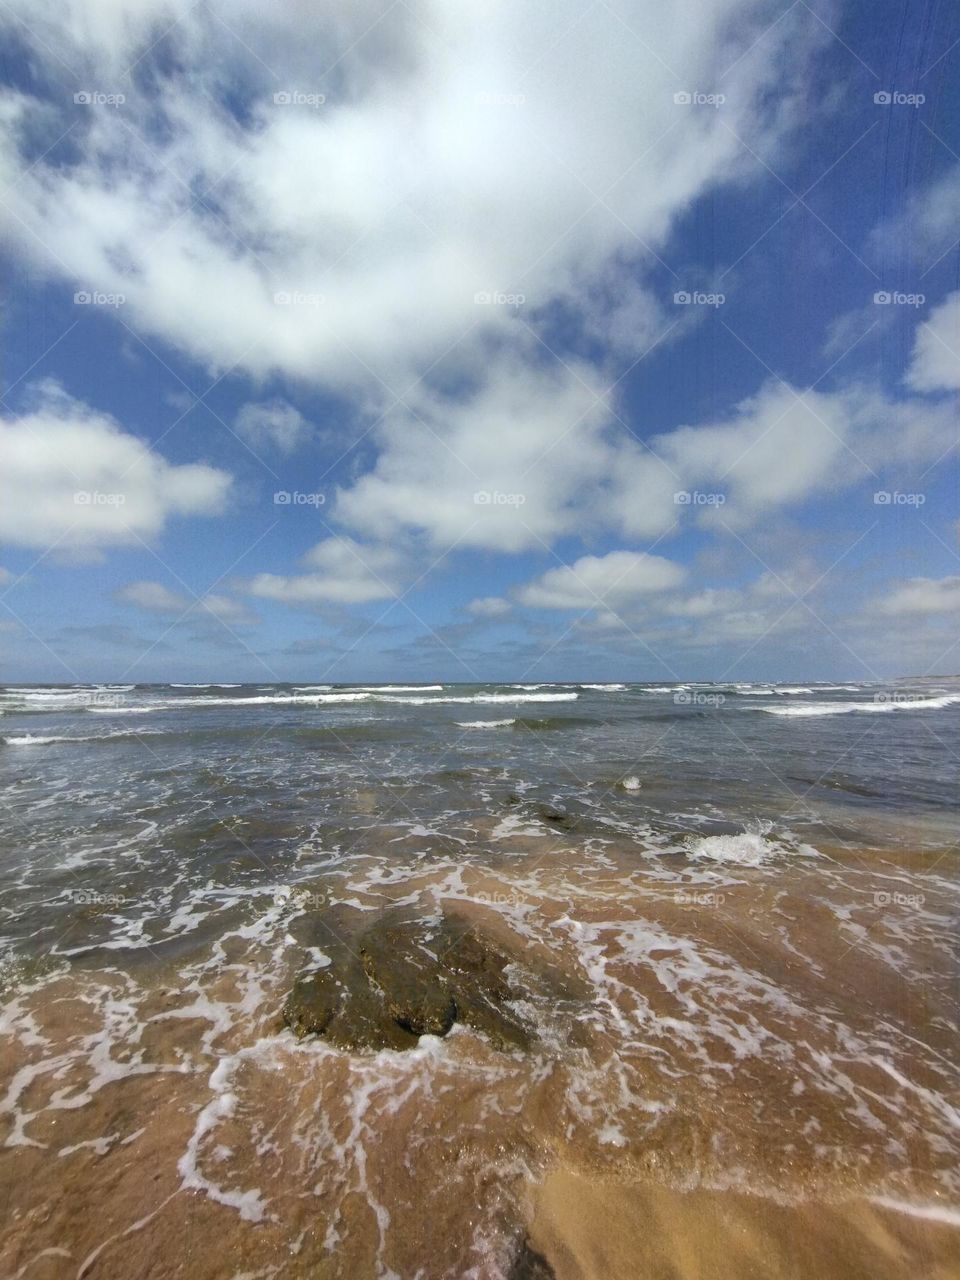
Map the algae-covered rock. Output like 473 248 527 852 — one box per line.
282 908 538 1052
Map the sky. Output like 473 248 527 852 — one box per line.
0 0 957 684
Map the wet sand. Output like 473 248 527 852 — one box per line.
1 833 958 1277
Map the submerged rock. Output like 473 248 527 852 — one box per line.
510 1239 556 1280
535 802 578 830
282 908 535 1052
282 968 340 1038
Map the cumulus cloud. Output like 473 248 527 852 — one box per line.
117 579 257 625
907 292 960 393
515 550 685 610
245 536 401 605
875 576 960 617
234 399 311 453
0 0 825 396
0 382 231 549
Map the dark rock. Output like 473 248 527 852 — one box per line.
535 802 577 830
510 1238 556 1280
360 923 457 1037
282 909 542 1052
282 968 340 1038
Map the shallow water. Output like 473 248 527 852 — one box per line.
0 680 958 1276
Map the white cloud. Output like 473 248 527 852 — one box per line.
467 596 512 618
908 292 960 392
118 579 257 625
875 576 960 617
0 0 825 395
516 550 685 610
234 399 311 453
872 166 960 266
0 382 231 549
245 536 401 605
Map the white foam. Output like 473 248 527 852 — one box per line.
456 719 516 729
869 1197 960 1229
579 683 627 691
760 694 960 718
620 776 641 791
88 690 579 714
687 829 819 866
382 692 578 705
2 729 162 746
345 684 443 692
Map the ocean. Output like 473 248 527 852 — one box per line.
1 679 958 1277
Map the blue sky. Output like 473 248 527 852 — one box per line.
0 0 958 683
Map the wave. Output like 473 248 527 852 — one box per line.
456 719 516 729
87 690 580 715
381 692 578 706
169 683 243 688
2 729 163 745
760 694 960 718
343 685 444 692
577 683 627 691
